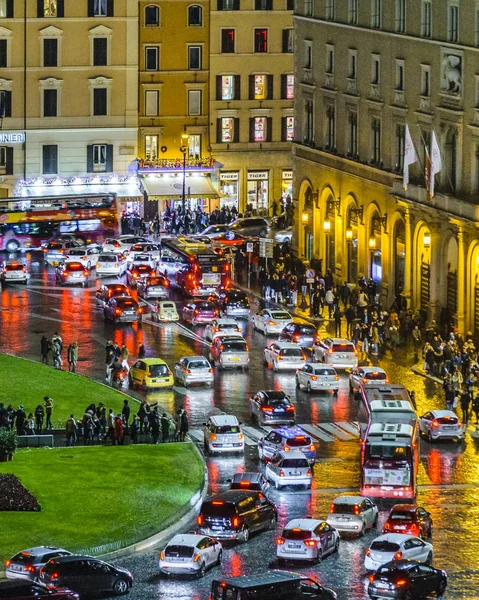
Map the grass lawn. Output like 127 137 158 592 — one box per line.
0 354 133 427
0 444 204 562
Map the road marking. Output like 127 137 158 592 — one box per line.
318 422 356 440
335 421 360 436
299 424 336 443
241 425 263 442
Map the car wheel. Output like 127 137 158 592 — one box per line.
272 361 278 372
349 383 354 394
197 562 206 578
334 536 340 552
258 445 264 460
359 523 365 537
113 578 129 595
307 382 312 393
296 376 301 389
428 430 434 443
437 580 446 596
268 514 276 530
373 513 379 528
426 551 433 565
241 527 250 543
314 548 323 564
216 550 223 566
203 440 209 455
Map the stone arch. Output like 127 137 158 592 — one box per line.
412 220 432 310
319 185 337 275
466 239 479 336
343 194 360 283
297 178 314 259
389 210 406 299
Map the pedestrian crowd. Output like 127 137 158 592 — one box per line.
0 396 54 435
40 332 79 373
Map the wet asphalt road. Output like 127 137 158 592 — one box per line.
1 253 479 600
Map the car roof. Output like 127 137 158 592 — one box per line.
213 570 302 589
214 318 239 325
390 504 418 512
381 559 425 571
232 472 263 483
113 295 135 302
358 367 387 374
276 450 308 459
256 390 287 399
209 414 239 426
333 495 366 504
284 518 323 531
428 409 457 417
168 534 207 546
205 490 263 504
274 342 303 349
11 546 67 556
181 355 209 362
372 534 418 543
140 358 168 366
329 338 356 344
47 554 97 563
273 425 309 439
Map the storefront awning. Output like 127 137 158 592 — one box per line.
142 176 220 200
20 183 142 199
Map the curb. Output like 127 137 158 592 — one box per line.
98 442 208 560
410 365 443 385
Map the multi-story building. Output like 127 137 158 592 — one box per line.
138 0 219 218
209 0 294 213
0 0 140 202
293 0 479 336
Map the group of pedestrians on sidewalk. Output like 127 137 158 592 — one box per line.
40 332 79 372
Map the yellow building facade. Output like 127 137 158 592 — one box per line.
293 0 479 336
0 0 139 200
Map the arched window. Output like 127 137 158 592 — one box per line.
145 5 160 26
188 5 203 26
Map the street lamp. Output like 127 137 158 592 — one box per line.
324 219 331 272
323 218 331 231
369 235 376 279
345 227 353 241
346 228 353 281
180 126 189 212
423 231 431 248
301 211 309 223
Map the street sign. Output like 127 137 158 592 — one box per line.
260 238 274 258
305 268 315 279
306 278 314 284
246 243 254 253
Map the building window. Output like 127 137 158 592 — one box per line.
284 116 294 141
325 0 335 20
188 45 202 69
348 0 358 24
395 124 405 171
371 117 381 164
93 0 108 17
93 87 107 115
304 40 312 68
0 39 6 68
448 3 459 42
0 90 11 117
93 144 107 172
43 38 58 67
218 0 239 9
144 89 159 116
188 134 201 158
395 0 405 32
371 54 380 84
254 29 268 52
304 0 312 16
326 45 334 73
145 5 159 26
348 112 358 156
282 28 294 53
188 90 202 115
287 0 294 8
145 46 159 71
304 98 313 142
43 89 57 117
255 0 272 9
348 49 357 78
326 106 335 149
421 0 431 37
188 5 202 25
221 117 234 142
42 144 58 175
281 73 294 99
43 0 58 17
421 64 430 96
253 74 267 99
93 37 107 66
145 135 158 160
218 75 239 100
0 146 6 173
221 29 235 53
371 0 381 28
395 60 404 90
252 117 267 142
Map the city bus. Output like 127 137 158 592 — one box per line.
0 194 119 252
358 384 416 439
160 237 231 296
360 421 419 499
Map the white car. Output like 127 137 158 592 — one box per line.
419 409 464 442
174 355 214 387
274 227 293 244
129 242 161 262
326 495 378 536
159 534 222 577
349 366 389 393
364 533 433 572
44 240 82 266
95 253 128 277
204 318 241 342
1 261 28 284
158 253 186 279
276 518 340 563
264 450 312 490
129 252 156 269
264 342 306 371
154 300 179 322
313 338 358 369
296 364 339 393
201 224 230 239
203 414 244 455
65 245 101 270
253 309 294 335
103 236 149 253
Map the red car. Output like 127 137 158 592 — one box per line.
0 582 78 599
382 504 433 539
182 300 218 325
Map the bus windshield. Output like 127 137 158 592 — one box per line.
366 444 411 461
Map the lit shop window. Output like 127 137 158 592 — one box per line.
254 75 266 99
254 117 266 141
286 116 294 141
221 117 234 142
286 74 294 99
222 75 234 100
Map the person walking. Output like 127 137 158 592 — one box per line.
34 404 44 434
122 399 131 433
43 397 54 430
472 393 479 424
40 335 49 364
150 407 160 444
65 414 77 446
51 336 62 369
25 413 36 435
160 412 171 443
15 405 26 435
114 415 124 445
130 415 139 444
412 326 422 360
334 306 342 337
105 340 115 382
460 389 471 426
325 288 335 318
120 344 130 373
443 374 455 411
179 408 189 442
105 409 115 442
67 341 78 373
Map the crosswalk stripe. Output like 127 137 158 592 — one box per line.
241 426 263 442
298 424 336 443
318 422 355 440
335 421 360 436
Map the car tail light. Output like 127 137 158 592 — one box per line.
83 270 88 277
279 470 285 477
115 309 122 315
354 505 360 516
262 407 274 412
159 551 164 560
22 267 26 272
25 565 35 573
133 273 138 278
51 572 59 580
268 320 277 326
209 368 214 373
277 355 283 360
62 271 68 277
311 376 318 381
185 369 191 374
334 375 339 380
304 539 316 547
394 552 403 560
432 420 439 428
245 344 249 351
315 335 321 342
147 372 152 377
114 263 119 268
286 406 295 412
211 434 217 441
310 444 315 452
283 445 290 452
58 249 64 253
293 334 300 342
396 579 407 587
329 503 334 513
238 434 243 440
5 560 10 567
193 554 201 562
197 515 204 526
409 523 420 535
365 549 371 556
328 349 333 354
368 575 375 583
383 522 391 531
232 517 240 528
276 537 285 545
306 469 312 477
137 307 143 314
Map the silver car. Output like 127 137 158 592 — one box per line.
5 546 71 581
296 364 339 393
159 534 222 577
264 342 306 371
313 338 358 370
96 253 128 277
1 262 28 284
419 409 464 442
327 495 379 536
264 450 312 490
174 355 214 387
276 518 339 563
209 336 249 369
349 367 389 393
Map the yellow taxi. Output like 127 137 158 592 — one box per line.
128 358 174 390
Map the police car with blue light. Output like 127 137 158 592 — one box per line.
257 426 316 463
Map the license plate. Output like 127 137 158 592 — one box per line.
376 582 387 589
336 517 349 522
231 357 240 361
291 470 301 476
11 565 21 571
396 525 406 530
288 544 301 549
72 273 82 278
442 425 455 430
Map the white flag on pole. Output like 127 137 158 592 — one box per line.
430 130 442 198
403 124 418 190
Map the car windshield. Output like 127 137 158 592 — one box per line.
220 324 239 330
135 265 151 272
99 255 116 262
147 277 166 286
222 341 247 352
389 511 414 521
230 481 260 490
364 371 386 379
271 312 291 319
331 504 359 514
281 348 303 357
281 458 309 468
11 553 36 564
215 425 240 434
370 541 400 552
46 242 62 249
4 265 23 271
267 399 289 407
288 435 312 447
134 254 150 261
189 360 210 369
67 264 84 271
162 303 175 309
68 249 84 256
331 343 356 352
197 303 215 311
437 416 458 424
283 529 312 540
298 326 316 335
314 368 336 376
201 502 236 517
164 545 194 558
148 364 169 377
117 300 136 309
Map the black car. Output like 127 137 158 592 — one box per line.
104 296 141 323
368 560 447 600
96 284 131 307
228 472 269 494
0 582 78 600
249 390 295 426
39 555 133 596
136 275 170 299
279 322 320 348
197 490 277 543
